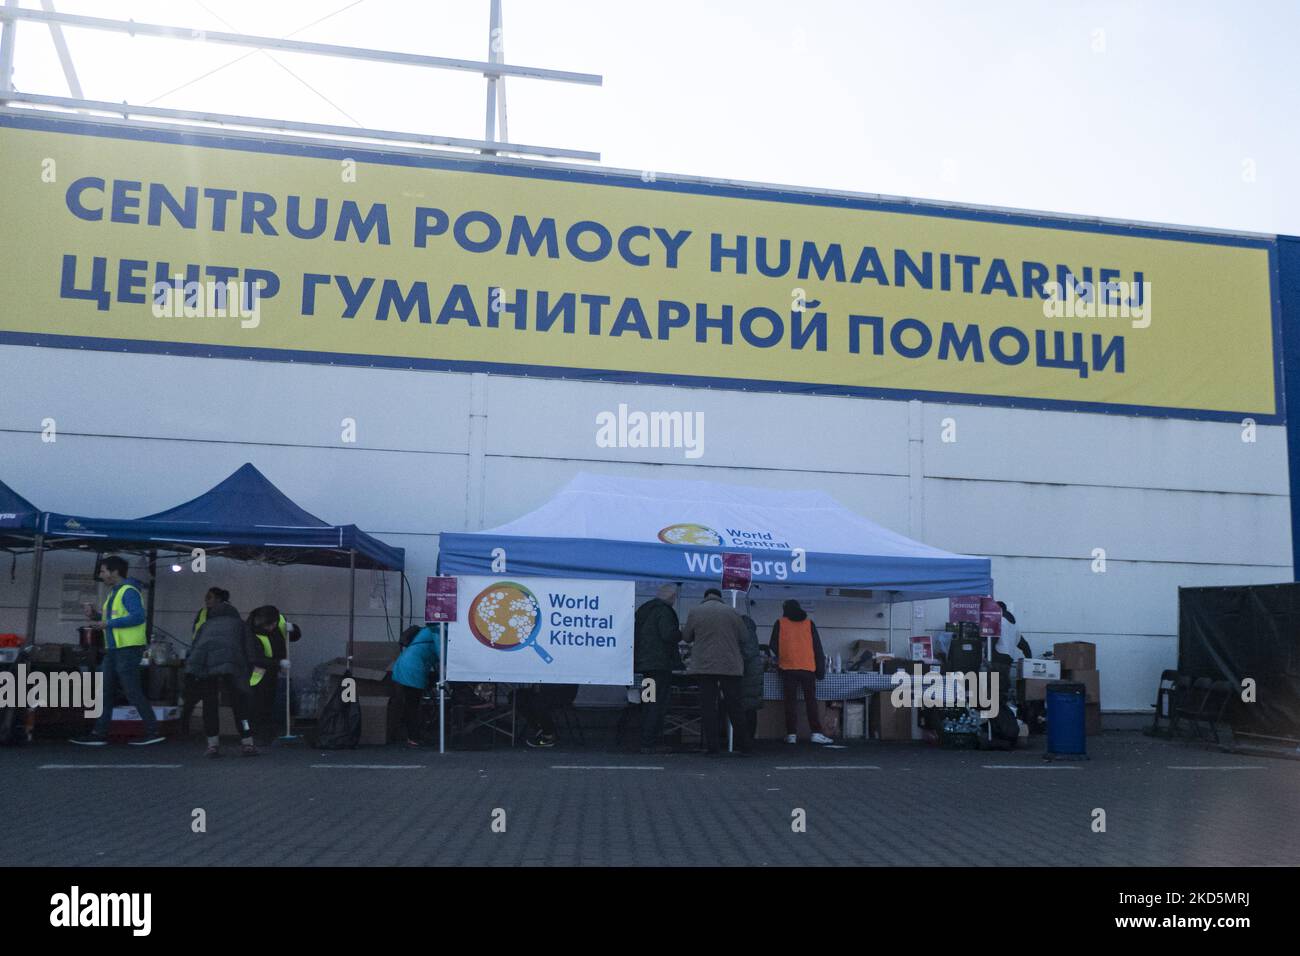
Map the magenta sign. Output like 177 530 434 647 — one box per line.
721 552 752 592
949 595 982 624
978 597 1002 638
425 576 458 623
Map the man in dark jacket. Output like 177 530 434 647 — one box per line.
634 584 682 754
683 589 753 755
184 601 260 757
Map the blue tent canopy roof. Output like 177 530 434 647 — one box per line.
0 478 41 547
40 463 403 571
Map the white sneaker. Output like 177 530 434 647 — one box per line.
811 732 834 745
784 734 797 744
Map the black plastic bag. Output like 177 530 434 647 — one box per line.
313 670 361 749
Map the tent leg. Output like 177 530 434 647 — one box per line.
398 572 406 633
24 532 44 645
438 623 447 755
889 599 895 658
145 549 157 642
727 589 738 752
347 548 356 661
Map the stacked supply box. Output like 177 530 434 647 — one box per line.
1054 641 1101 734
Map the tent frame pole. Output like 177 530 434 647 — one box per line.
24 532 44 645
347 548 356 661
398 571 406 633
438 622 447 755
144 549 157 643
889 597 896 658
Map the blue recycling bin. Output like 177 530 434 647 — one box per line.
1046 682 1087 757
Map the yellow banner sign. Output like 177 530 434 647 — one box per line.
0 116 1281 422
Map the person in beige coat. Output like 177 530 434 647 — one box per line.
682 588 753 755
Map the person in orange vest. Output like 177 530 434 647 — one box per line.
769 598 833 745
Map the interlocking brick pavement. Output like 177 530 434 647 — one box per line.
1 731 1295 866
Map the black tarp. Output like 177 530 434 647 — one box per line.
1179 584 1300 739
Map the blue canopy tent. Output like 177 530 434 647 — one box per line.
439 472 992 602
33 464 405 655
0 478 45 645
0 478 41 549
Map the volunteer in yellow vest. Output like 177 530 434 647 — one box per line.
248 605 298 743
72 555 165 746
768 599 834 745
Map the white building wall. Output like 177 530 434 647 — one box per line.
1 345 1291 710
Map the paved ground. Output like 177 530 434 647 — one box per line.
1 730 1296 866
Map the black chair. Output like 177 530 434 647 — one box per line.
1166 674 1196 737
1204 680 1235 744
1176 677 1215 739
1148 669 1180 737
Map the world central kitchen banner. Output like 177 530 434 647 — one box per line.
0 115 1282 421
446 576 634 685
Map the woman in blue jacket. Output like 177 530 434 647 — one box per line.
393 626 441 747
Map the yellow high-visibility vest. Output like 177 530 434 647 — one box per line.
102 584 147 649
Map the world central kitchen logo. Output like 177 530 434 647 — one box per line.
659 523 798 579
658 523 791 551
468 583 618 660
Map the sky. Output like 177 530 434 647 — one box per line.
4 0 1298 235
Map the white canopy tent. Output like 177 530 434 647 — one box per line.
439 472 993 603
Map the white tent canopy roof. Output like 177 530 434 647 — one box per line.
439 472 992 601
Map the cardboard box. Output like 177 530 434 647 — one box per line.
846 639 888 670
359 695 395 745
869 694 915 740
843 701 866 739
324 659 392 696
1053 641 1096 672
112 705 181 722
110 719 180 739
1085 702 1102 735
108 705 182 739
352 642 401 665
1067 669 1101 704
1018 658 1061 680
1018 678 1064 702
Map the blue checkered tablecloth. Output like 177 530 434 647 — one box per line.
762 671 897 700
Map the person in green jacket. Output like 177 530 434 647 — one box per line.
633 584 682 754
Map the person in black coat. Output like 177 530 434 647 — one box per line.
633 584 682 753
184 601 260 757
